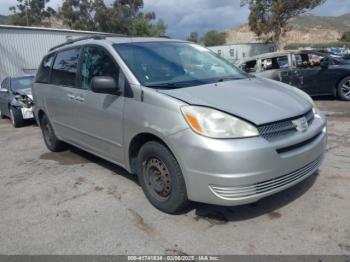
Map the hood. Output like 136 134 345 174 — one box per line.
158 77 312 125
13 88 33 99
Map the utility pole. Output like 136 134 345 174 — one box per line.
25 0 30 26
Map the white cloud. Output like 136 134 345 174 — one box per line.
143 0 250 38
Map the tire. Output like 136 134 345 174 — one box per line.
137 141 189 213
40 114 68 152
337 76 350 101
10 106 24 128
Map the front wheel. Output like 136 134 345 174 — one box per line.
10 106 24 128
40 114 68 152
137 141 189 213
337 77 350 101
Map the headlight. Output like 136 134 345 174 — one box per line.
14 94 33 108
181 106 259 138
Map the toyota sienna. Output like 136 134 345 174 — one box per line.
32 36 327 213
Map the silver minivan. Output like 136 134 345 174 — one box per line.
33 36 327 213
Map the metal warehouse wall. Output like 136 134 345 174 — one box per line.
0 26 106 82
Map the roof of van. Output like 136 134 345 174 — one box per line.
48 35 186 53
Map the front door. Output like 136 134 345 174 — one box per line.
292 53 335 96
70 45 125 165
256 55 294 85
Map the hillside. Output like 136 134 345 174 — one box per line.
290 13 350 32
225 13 350 49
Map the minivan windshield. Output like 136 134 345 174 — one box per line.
114 42 246 88
11 76 34 91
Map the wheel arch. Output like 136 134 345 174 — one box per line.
335 75 350 98
128 132 173 175
37 109 46 124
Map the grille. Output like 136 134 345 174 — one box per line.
276 132 322 154
209 156 322 200
257 110 314 140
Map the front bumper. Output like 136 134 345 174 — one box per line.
167 113 327 206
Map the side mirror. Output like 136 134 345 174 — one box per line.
0 87 8 93
91 76 120 95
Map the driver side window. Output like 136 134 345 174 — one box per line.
80 46 120 90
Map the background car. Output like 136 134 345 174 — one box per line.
239 50 350 101
0 75 35 127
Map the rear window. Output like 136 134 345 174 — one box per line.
51 48 80 86
36 53 55 83
261 56 289 71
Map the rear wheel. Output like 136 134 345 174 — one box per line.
337 77 350 101
10 106 24 128
137 141 189 213
40 114 68 152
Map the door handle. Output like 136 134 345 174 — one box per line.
67 94 76 100
75 96 85 102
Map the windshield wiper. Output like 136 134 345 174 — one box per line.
144 83 180 89
145 79 206 89
216 76 244 82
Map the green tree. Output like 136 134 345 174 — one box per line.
9 0 56 26
60 0 97 31
340 31 350 42
60 0 166 36
129 15 167 37
186 32 198 43
241 0 326 47
202 30 226 46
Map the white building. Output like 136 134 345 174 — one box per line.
208 43 276 65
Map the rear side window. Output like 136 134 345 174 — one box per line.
79 46 119 90
261 56 289 71
36 53 55 83
51 48 80 86
244 60 257 73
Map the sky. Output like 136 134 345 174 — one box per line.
1 0 350 39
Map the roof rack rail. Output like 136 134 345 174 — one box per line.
49 33 126 51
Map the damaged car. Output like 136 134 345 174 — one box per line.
239 50 350 101
0 75 35 127
33 36 326 213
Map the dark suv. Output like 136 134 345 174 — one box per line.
239 50 350 101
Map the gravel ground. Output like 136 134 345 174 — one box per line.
0 99 349 255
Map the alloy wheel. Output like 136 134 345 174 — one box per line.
342 80 350 99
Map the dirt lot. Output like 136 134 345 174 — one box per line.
0 99 349 255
